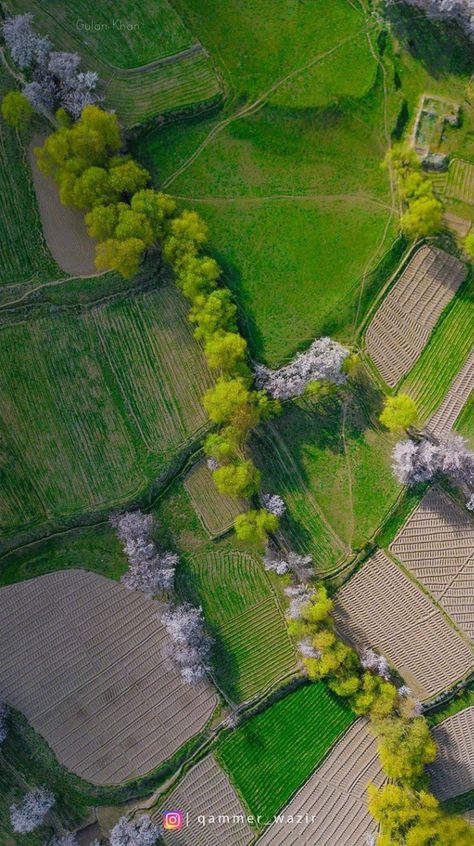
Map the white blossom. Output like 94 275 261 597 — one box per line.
260 493 287 517
10 787 55 833
466 493 474 511
254 337 349 400
403 0 474 38
110 511 176 596
206 457 219 472
298 637 320 658
48 51 81 84
161 603 213 684
392 435 474 502
285 585 315 619
110 815 161 846
3 14 52 68
264 544 314 580
47 835 78 846
361 647 391 680
398 685 412 698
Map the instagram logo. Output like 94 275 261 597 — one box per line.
163 811 184 831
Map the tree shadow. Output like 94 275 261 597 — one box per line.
386 2 474 78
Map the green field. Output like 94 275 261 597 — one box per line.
400 273 474 421
0 67 61 286
215 682 355 823
456 391 474 446
0 286 212 540
176 549 296 701
251 381 400 574
7 0 222 126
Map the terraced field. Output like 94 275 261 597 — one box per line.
184 460 247 536
428 707 474 800
0 67 61 285
427 347 474 436
257 719 384 846
390 487 474 639
445 159 474 205
176 549 296 701
7 0 222 126
154 755 253 846
0 570 217 784
333 550 473 700
215 682 355 824
365 246 467 387
0 286 213 538
400 272 474 422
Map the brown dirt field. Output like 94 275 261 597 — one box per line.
390 487 474 639
333 550 473 700
153 754 253 846
426 348 474 436
0 570 217 785
28 136 97 276
428 706 474 800
257 719 384 846
184 460 247 536
365 246 466 387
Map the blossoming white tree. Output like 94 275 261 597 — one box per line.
10 787 55 833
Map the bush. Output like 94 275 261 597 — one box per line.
234 508 279 545
204 330 248 372
400 194 443 239
1 90 33 129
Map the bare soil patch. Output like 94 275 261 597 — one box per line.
333 550 473 700
390 487 474 639
365 246 466 387
428 706 474 800
28 136 96 276
257 719 384 846
0 570 217 785
427 348 474 436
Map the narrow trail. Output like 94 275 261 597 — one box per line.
0 272 109 311
170 191 393 211
162 29 367 189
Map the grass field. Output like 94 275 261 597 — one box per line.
176 549 296 701
400 273 474 422
0 286 212 539
0 67 61 286
215 682 355 824
251 382 400 573
456 391 474 445
7 0 222 126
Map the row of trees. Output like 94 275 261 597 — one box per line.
386 144 443 240
2 15 101 120
110 510 177 595
288 586 473 844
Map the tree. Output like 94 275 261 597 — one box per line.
260 493 286 517
130 190 176 240
1 90 33 129
404 0 474 41
161 603 213 684
47 835 78 846
203 377 253 426
400 194 443 239
95 237 146 278
23 79 55 114
108 159 150 197
85 203 119 241
189 288 237 340
114 207 154 247
110 815 161 846
110 510 176 595
379 394 418 433
71 166 117 208
61 71 101 118
174 255 220 300
48 51 81 84
3 14 52 69
212 459 260 497
350 671 398 719
10 787 55 833
464 232 474 259
373 717 437 785
204 330 248 372
164 210 208 268
254 337 349 400
234 508 279 545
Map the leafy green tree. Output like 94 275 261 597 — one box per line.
1 90 33 130
164 210 208 269
234 509 279 545
114 207 154 246
374 717 437 785
400 195 443 239
464 232 474 260
204 426 240 462
131 190 176 240
55 107 72 128
204 331 248 372
213 459 260 497
85 203 119 241
108 159 150 197
175 255 221 300
189 289 237 340
71 166 117 208
95 237 145 278
379 394 418 433
385 143 420 178
350 671 397 719
203 377 253 426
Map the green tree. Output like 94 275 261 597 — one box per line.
108 159 150 197
213 459 260 498
234 509 279 546
71 166 117 209
464 232 474 260
95 237 145 278
400 195 443 239
175 255 221 300
350 672 397 719
379 394 418 433
114 207 154 246
131 190 176 240
204 331 248 372
164 210 208 269
374 717 437 785
85 203 119 241
204 426 240 462
1 90 33 130
203 377 253 426
189 289 237 341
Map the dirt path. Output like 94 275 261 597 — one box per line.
162 29 367 189
170 191 393 211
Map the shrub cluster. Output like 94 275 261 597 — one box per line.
386 143 443 240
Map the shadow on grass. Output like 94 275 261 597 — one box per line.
387 3 474 78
